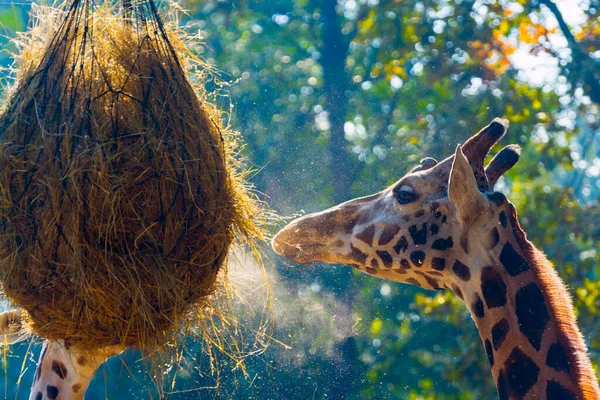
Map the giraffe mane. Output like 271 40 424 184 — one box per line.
507 203 600 400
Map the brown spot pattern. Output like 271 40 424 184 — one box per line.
355 225 376 245
489 227 499 249
378 225 400 246
546 380 576 400
515 283 549 351
492 319 509 350
481 266 507 308
485 339 494 367
431 257 445 271
504 348 539 397
393 235 409 254
546 342 570 373
499 211 507 228
51 360 68 379
473 294 485 318
497 370 508 400
423 275 441 290
452 285 463 300
376 250 394 268
46 386 59 400
348 244 368 265
409 223 428 245
430 223 439 235
406 278 419 286
410 251 425 267
499 242 529 277
452 260 471 281
431 236 453 251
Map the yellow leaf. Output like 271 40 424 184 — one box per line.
358 9 376 32
405 24 416 40
370 318 382 334
393 66 408 79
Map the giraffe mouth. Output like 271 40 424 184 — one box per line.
271 235 325 264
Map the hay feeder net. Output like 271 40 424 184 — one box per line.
0 0 263 351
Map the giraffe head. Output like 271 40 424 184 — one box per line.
272 118 520 294
273 119 600 399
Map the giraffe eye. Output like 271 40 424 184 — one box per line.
396 185 418 204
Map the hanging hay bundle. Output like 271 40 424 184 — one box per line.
0 0 265 351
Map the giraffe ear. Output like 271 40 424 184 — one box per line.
448 145 486 225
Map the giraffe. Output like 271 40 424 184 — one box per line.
0 310 124 400
272 119 600 400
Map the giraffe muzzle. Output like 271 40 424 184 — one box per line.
272 202 364 264
271 237 323 264
272 214 331 264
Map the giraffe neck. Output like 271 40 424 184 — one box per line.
455 206 599 400
30 340 122 400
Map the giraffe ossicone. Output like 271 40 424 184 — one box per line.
272 119 600 400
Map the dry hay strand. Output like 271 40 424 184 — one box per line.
0 0 266 352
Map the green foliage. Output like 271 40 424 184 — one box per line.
0 5 27 73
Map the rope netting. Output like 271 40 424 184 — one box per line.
0 0 266 352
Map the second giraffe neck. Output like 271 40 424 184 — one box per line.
454 206 599 400
30 340 122 400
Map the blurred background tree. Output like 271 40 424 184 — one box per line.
0 0 598 398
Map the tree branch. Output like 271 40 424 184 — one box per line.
534 0 600 105
536 0 580 53
320 0 356 204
